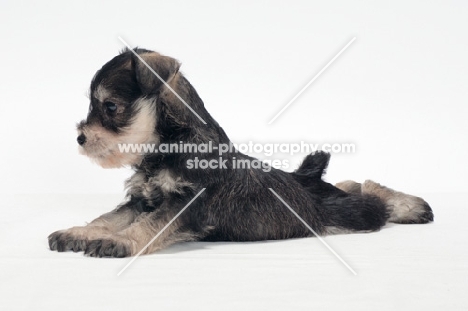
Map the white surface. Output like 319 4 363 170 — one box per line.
1 193 467 310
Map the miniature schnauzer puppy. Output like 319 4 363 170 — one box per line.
48 48 434 257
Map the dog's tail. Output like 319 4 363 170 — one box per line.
294 150 331 180
291 152 433 234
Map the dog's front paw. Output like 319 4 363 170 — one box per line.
48 226 112 253
48 229 88 252
84 237 135 258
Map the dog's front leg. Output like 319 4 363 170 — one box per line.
48 200 138 253
83 204 200 258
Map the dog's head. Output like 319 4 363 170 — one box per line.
77 48 181 168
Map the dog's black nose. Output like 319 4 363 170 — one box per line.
77 134 86 146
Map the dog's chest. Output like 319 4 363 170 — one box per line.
126 169 193 202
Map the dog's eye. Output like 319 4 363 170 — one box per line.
104 102 117 114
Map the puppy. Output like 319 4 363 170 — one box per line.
48 48 434 257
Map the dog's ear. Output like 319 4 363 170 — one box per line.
132 51 180 95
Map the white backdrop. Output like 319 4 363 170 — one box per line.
1 2 468 311
0 0 466 195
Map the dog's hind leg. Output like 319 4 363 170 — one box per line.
293 152 433 235
319 192 389 234
335 180 434 224
334 180 362 195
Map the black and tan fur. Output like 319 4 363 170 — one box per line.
48 49 434 257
